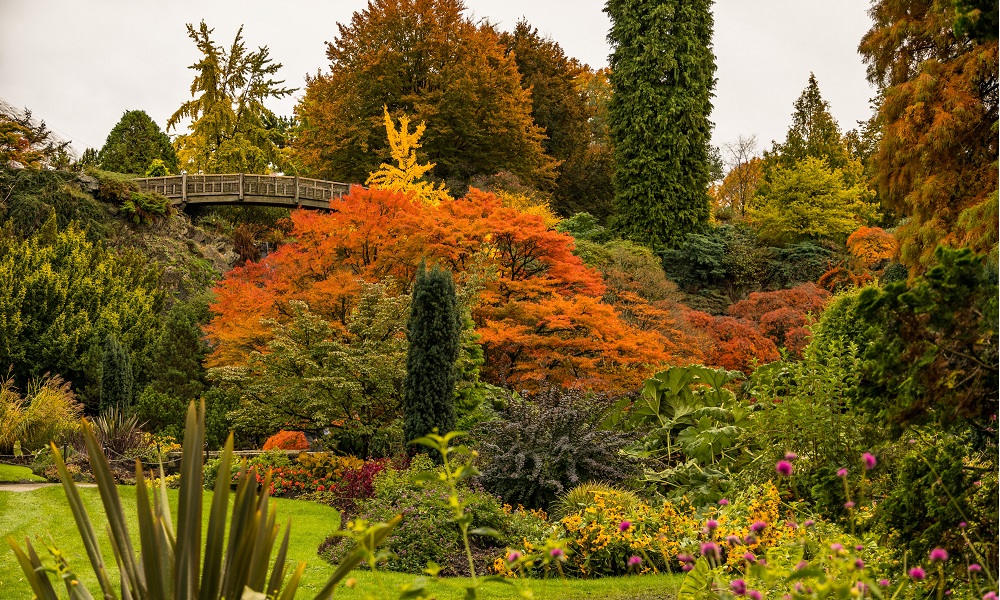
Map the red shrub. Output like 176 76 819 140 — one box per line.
727 283 831 358
262 430 310 451
684 310 780 374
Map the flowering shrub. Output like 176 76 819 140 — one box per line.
262 430 309 450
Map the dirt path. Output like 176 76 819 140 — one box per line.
0 483 96 492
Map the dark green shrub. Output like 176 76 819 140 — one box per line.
766 241 838 288
100 334 134 411
476 389 639 510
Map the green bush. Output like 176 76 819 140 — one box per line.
319 454 507 576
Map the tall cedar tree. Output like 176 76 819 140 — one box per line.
403 264 461 448
606 0 716 248
101 334 134 411
763 74 850 174
859 0 998 270
167 22 295 174
98 110 179 175
293 0 556 188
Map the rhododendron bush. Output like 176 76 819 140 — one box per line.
207 187 690 393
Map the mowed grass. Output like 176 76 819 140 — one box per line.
0 485 681 599
0 463 45 483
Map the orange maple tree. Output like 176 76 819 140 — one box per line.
683 310 780 375
727 283 831 358
207 187 676 393
846 226 897 269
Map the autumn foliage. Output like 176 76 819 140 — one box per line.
683 311 780 375
846 226 897 268
728 283 831 357
207 187 682 393
262 430 310 451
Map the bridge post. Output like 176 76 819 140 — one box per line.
181 171 187 205
294 175 300 207
239 173 244 201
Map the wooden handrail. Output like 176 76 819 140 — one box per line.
133 173 355 209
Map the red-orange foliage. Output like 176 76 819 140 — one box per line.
846 226 897 269
818 262 875 294
683 310 780 375
262 430 309 451
727 283 831 357
207 187 678 393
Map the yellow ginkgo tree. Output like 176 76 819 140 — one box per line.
365 107 451 205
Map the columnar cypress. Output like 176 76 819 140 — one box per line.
100 334 134 411
605 0 716 248
403 263 461 449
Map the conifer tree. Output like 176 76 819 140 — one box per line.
98 110 178 175
764 74 849 173
101 334 134 411
403 263 461 449
605 0 716 248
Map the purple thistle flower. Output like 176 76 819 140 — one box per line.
929 548 949 562
705 519 719 531
879 579 890 587
776 460 793 477
619 520 632 532
748 590 762 600
959 522 968 528
845 501 856 509
750 521 767 534
856 545 864 551
550 548 564 559
725 535 741 546
803 519 815 527
830 543 844 552
731 579 747 596
945 591 953 596
862 452 877 470
628 555 642 567
682 563 694 572
700 542 720 559
785 452 798 460
837 468 848 477
909 567 926 581
507 551 521 562
855 559 865 569
969 564 983 573
743 552 757 563
744 534 758 545
795 560 809 570
677 553 694 564
983 592 998 600
718 498 730 506
786 521 798 530
758 558 768 566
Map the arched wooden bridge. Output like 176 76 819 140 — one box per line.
134 173 355 210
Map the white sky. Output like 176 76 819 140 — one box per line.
0 0 877 163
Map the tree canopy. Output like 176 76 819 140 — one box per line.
97 110 178 175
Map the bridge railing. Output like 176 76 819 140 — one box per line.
134 173 353 205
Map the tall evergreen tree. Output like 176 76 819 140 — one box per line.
101 334 134 411
605 0 716 248
97 110 178 175
403 263 461 450
764 74 849 173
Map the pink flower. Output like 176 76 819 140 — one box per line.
837 468 848 477
700 542 720 559
705 519 719 531
929 548 949 562
862 452 877 470
677 553 694 563
718 498 730 506
844 501 856 509
731 579 747 595
549 548 565 559
748 590 762 600
628 555 642 567
507 551 521 562
743 552 757 563
795 560 808 570
830 543 844 552
619 520 632 532
856 545 864 551
969 564 982 573
983 592 998 600
879 579 890 587
725 535 741 546
682 563 694 572
909 567 926 581
855 559 865 569
750 521 767 534
959 522 968 528
803 520 815 527
776 460 793 477
785 452 798 460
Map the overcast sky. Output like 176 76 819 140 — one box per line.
0 0 877 165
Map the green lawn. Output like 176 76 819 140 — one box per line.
0 485 681 599
0 463 46 483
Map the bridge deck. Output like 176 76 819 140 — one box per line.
134 173 354 210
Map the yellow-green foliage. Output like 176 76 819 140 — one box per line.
365 107 451 205
493 189 561 228
549 482 644 520
0 375 82 454
295 452 364 479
